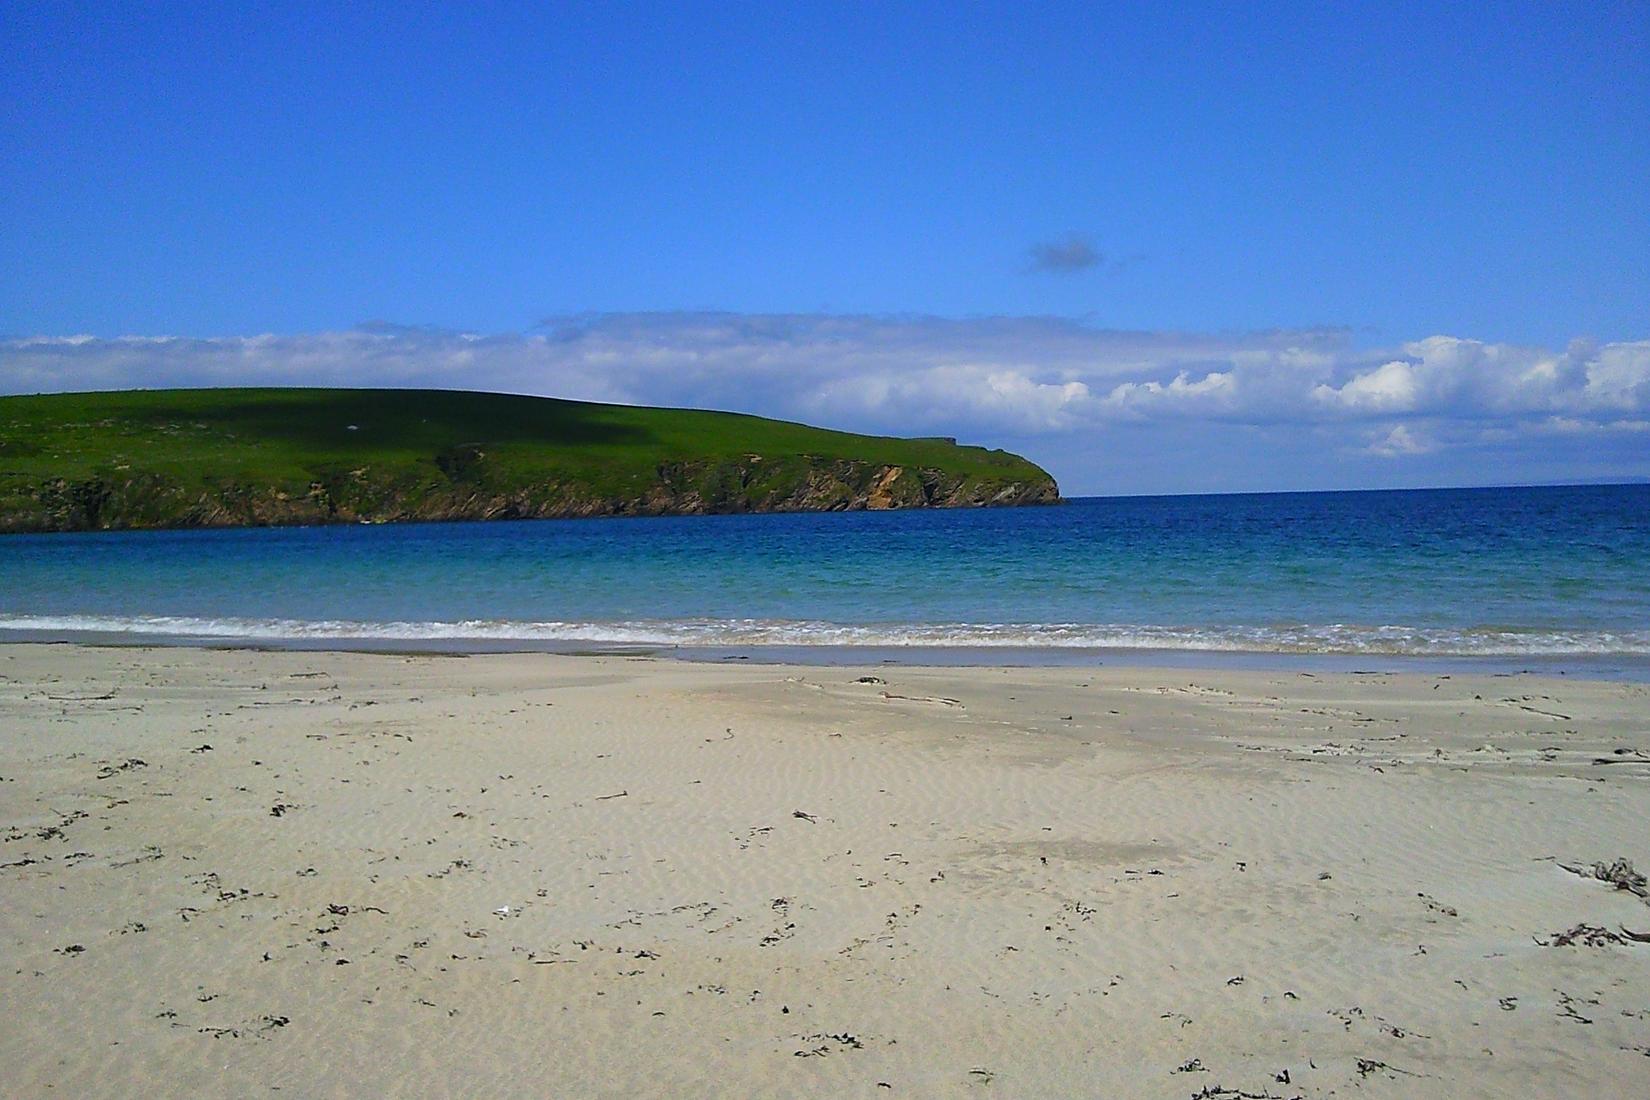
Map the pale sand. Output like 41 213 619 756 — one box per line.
2 645 1648 1098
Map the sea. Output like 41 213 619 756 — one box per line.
2 484 1647 677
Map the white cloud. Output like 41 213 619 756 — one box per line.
1586 340 1650 410
2 316 1647 473
807 364 1093 433
1367 424 1433 457
1315 360 1417 412
1103 369 1236 418
1538 415 1650 435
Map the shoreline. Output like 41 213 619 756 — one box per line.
3 643 1648 1096
4 627 1649 683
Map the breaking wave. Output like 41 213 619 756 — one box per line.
2 613 1647 657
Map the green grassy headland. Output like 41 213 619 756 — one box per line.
0 388 1060 532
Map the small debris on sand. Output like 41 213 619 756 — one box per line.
1536 924 1643 947
1559 858 1649 902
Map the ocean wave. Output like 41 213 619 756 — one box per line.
2 613 1648 657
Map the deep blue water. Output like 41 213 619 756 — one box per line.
1 484 1646 661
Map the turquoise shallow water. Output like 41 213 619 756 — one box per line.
1 484 1646 664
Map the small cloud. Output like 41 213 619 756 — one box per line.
1103 370 1237 418
1368 424 1433 457
1539 415 1650 435
1028 234 1102 274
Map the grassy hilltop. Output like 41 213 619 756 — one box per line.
0 388 1060 532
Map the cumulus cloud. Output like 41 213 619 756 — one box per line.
1102 369 1237 419
1310 336 1650 423
1315 360 1417 412
2 315 1647 481
1027 234 1102 273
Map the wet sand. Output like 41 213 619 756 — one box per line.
2 644 1647 1097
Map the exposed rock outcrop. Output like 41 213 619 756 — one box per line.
0 454 1059 533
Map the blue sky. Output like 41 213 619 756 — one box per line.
3 2 1647 494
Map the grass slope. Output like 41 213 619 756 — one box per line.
0 388 1059 531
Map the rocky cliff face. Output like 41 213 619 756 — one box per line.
0 455 1059 533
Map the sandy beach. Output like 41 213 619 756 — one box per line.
2 643 1647 1098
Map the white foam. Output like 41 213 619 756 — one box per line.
1 613 1647 656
